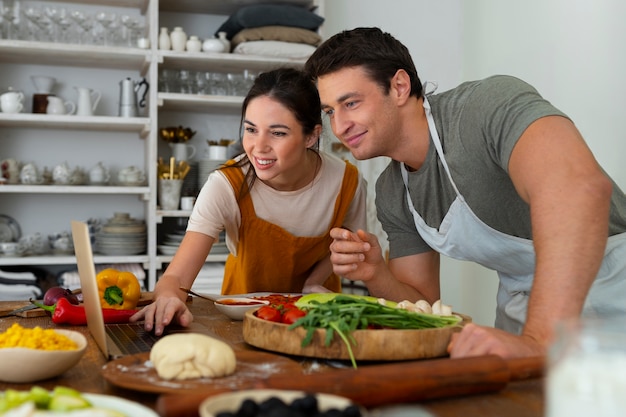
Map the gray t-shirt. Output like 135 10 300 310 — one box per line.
376 75 626 259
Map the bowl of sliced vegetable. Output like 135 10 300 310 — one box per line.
214 297 269 320
0 323 87 383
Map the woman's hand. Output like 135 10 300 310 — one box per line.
130 294 193 336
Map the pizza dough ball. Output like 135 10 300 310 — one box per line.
150 333 237 380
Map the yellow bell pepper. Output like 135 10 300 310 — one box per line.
96 268 141 310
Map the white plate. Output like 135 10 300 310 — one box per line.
83 393 158 417
0 214 21 243
158 245 178 255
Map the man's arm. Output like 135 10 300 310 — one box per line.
508 115 612 345
450 115 613 358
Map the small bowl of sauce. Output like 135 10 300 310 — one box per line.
214 297 270 320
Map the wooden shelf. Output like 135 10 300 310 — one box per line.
158 0 314 14
157 92 243 112
0 40 150 70
0 254 150 266
158 50 306 73
0 185 150 196
0 113 150 135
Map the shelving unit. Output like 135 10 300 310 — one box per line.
0 0 320 291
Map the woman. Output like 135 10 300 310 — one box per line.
132 68 367 334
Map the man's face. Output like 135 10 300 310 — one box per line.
317 66 399 161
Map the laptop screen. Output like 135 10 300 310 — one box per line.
70 220 110 357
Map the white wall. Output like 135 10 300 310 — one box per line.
322 0 626 326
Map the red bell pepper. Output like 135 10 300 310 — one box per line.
31 298 137 325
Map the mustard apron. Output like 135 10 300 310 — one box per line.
220 160 359 294
400 95 626 333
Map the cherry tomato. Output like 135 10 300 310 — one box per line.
282 308 307 325
255 305 282 322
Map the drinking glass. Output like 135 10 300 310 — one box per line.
0 0 20 40
545 316 626 417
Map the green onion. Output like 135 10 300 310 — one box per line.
288 295 461 368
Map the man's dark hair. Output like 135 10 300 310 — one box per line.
304 27 422 98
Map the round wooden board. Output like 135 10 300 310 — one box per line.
100 349 301 394
243 310 471 361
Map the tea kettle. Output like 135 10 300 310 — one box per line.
118 77 149 117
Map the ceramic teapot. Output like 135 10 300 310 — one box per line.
118 166 145 184
52 162 71 184
75 87 102 116
19 162 44 185
89 162 110 185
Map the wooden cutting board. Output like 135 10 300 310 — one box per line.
243 310 471 361
0 301 47 318
0 292 159 318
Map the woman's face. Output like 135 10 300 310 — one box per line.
242 95 318 191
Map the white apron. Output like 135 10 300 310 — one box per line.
401 95 626 334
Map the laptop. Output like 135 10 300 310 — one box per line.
70 220 200 359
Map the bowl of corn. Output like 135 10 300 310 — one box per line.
0 323 87 383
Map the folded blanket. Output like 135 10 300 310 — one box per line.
232 25 322 48
233 40 317 60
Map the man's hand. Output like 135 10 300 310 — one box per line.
447 323 544 358
329 228 385 282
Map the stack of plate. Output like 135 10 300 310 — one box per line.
96 213 146 256
197 159 227 187
158 231 185 256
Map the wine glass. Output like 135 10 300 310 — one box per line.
70 10 94 45
95 11 117 46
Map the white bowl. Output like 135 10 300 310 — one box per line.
199 389 360 417
214 297 269 320
0 329 87 383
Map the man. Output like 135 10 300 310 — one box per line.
304 27 626 358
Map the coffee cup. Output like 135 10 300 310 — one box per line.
32 93 50 114
180 196 196 210
1 91 24 113
31 75 56 94
118 166 146 184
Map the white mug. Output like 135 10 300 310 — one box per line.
0 91 24 113
180 196 196 210
46 96 76 115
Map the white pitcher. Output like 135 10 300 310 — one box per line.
46 96 76 115
169 142 196 161
75 87 101 116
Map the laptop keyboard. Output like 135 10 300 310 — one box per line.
105 323 160 355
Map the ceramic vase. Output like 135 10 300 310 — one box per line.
217 31 230 52
202 37 225 53
170 27 187 52
186 35 202 53
158 27 171 50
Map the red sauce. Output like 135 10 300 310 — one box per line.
218 299 265 306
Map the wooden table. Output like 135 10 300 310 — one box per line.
0 297 545 417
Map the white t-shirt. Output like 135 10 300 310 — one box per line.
187 152 367 256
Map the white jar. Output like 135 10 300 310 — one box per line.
158 27 171 50
170 26 187 52
202 37 225 53
186 35 202 53
217 31 231 52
